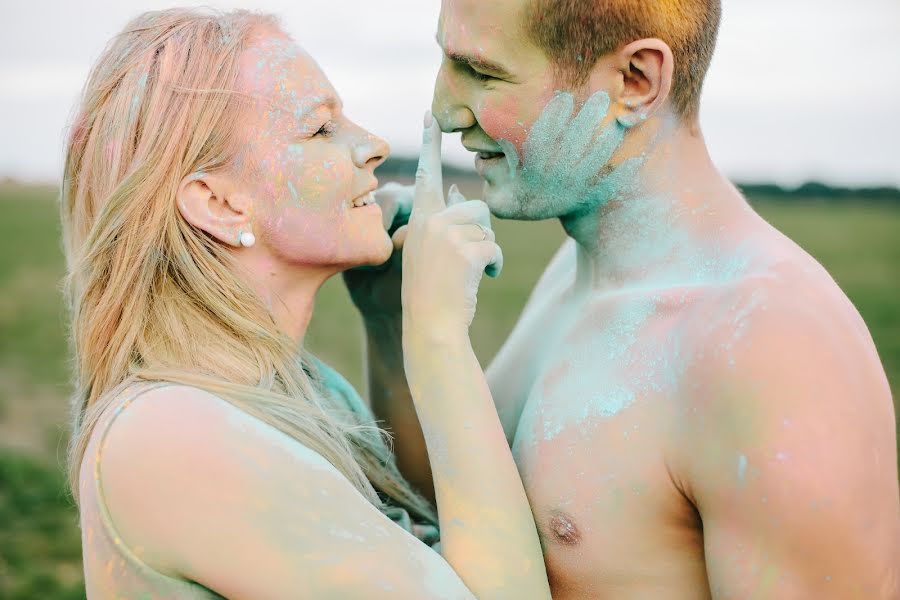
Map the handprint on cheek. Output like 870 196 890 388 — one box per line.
496 91 646 218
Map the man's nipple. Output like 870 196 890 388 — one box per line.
548 513 581 546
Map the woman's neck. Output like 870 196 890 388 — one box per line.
234 248 338 345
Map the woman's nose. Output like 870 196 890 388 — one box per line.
353 131 390 171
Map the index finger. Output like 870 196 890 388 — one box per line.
412 110 445 218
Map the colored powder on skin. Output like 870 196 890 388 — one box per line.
495 90 644 221
495 87 762 455
737 454 748 486
531 297 657 442
721 286 768 366
287 180 300 204
287 144 304 158
327 526 366 542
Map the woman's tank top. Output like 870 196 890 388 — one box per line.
79 358 439 598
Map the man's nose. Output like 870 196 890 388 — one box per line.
432 67 476 133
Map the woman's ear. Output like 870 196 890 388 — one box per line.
176 172 253 247
614 38 674 128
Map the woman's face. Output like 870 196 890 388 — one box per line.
233 31 392 269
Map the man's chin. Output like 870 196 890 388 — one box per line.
481 179 518 219
482 179 548 221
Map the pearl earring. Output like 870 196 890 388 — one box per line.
617 115 635 129
239 230 255 247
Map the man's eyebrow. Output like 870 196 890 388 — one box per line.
434 31 513 79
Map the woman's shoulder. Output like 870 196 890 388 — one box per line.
94 382 472 598
94 382 344 570
99 382 337 482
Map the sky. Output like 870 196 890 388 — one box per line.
1 0 899 187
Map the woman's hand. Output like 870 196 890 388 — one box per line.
398 111 504 342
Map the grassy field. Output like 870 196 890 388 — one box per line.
1 179 898 596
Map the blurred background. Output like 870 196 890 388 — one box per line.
1 0 898 596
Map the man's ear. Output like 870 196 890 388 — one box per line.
176 172 253 247
614 38 674 128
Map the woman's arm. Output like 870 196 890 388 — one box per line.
404 332 550 598
99 384 475 599
396 113 552 599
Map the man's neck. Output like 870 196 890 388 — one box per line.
562 121 747 295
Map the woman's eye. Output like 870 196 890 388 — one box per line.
313 121 336 138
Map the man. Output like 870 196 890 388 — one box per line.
346 0 900 597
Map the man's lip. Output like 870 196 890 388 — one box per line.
463 145 504 156
470 150 506 160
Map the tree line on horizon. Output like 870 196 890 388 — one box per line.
2 160 898 201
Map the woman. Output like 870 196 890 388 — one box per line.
61 8 550 599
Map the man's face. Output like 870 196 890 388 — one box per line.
434 0 640 222
432 0 561 219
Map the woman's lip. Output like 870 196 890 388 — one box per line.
476 151 504 160
350 190 377 208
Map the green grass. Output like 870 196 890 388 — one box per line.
1 181 898 595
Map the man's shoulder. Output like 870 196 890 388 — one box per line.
692 249 873 366
671 251 892 442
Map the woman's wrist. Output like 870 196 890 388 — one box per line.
402 318 470 354
403 331 480 402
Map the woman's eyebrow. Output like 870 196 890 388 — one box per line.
267 95 340 125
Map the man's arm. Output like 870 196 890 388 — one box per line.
343 183 435 500
363 314 434 502
675 289 899 598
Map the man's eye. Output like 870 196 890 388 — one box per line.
470 69 497 82
314 121 336 137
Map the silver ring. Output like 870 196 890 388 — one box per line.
475 223 488 242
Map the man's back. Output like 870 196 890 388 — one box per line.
487 190 899 598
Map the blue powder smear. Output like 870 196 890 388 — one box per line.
128 72 149 122
534 298 657 442
737 454 748 486
287 181 299 204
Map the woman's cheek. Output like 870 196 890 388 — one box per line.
290 155 352 216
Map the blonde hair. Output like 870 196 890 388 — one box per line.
60 7 436 525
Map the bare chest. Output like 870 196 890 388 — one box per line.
509 300 707 597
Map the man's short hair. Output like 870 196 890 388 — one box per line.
524 0 722 119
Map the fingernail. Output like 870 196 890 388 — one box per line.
424 110 434 128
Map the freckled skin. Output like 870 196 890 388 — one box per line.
391 0 900 597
